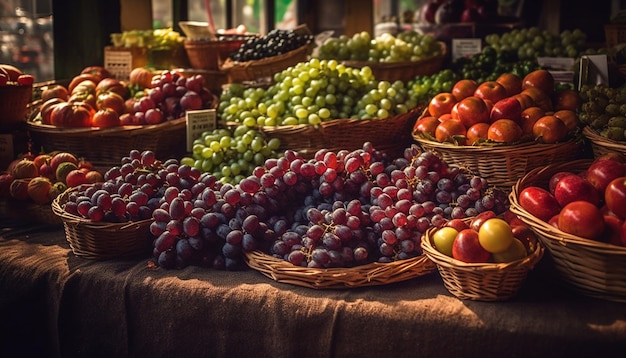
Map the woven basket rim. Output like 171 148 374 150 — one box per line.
221 42 313 71
583 125 626 148
243 249 437 289
28 116 187 136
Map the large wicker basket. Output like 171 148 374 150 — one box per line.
0 198 62 226
27 117 188 169
582 126 626 158
413 134 584 190
342 41 447 82
421 219 544 301
0 84 33 130
508 159 626 302
261 107 420 159
51 186 153 260
244 250 436 289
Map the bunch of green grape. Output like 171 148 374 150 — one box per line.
181 126 282 184
219 58 414 125
578 84 626 141
484 26 588 60
317 30 442 63
406 68 459 108
451 46 542 84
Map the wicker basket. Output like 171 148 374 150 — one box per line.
421 220 544 301
605 23 626 48
342 41 447 82
413 134 584 190
244 250 436 289
261 107 420 159
0 84 33 130
582 126 626 158
221 43 313 83
51 187 153 260
27 117 188 169
184 34 257 71
0 198 62 226
508 159 626 302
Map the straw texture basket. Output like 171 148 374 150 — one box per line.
413 134 584 190
27 117 188 168
582 126 626 158
0 198 62 226
221 43 313 83
244 250 436 289
184 34 256 71
342 41 447 82
0 84 33 129
52 187 152 260
261 107 420 159
421 219 544 301
508 159 626 302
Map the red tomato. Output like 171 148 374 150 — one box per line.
50 101 95 127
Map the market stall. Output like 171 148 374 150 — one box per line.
1 216 626 358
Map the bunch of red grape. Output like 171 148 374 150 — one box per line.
146 143 507 270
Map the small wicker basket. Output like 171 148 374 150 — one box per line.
605 23 626 48
582 126 626 158
261 107 420 159
27 117 188 169
413 134 584 190
184 34 256 71
421 219 544 301
508 159 626 302
244 250 436 289
0 198 62 226
0 84 33 130
342 41 447 82
51 187 153 260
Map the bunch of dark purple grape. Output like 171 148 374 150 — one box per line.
61 149 172 223
148 142 508 270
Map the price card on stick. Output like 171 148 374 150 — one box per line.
186 109 217 152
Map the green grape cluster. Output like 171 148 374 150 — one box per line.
451 46 542 84
406 68 459 108
318 30 442 63
484 26 588 60
181 126 282 184
218 58 414 125
578 84 626 142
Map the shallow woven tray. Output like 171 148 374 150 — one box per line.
244 250 436 289
508 159 626 302
421 218 544 301
27 116 188 168
582 126 626 158
342 41 446 82
52 187 153 260
261 107 420 159
414 134 583 190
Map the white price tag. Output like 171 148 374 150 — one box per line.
186 109 217 152
537 57 575 71
104 49 134 80
451 38 481 61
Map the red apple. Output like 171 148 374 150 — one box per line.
65 169 89 188
496 73 523 97
452 228 491 263
553 174 601 207
453 96 490 128
445 218 470 232
413 116 441 138
558 201 605 241
451 79 478 101
469 210 497 231
490 96 522 124
532 115 568 144
474 81 507 103
518 186 561 222
586 159 626 194
92 108 120 128
595 152 626 163
605 176 626 219
603 215 625 246
523 69 555 96
428 92 457 118
548 171 575 194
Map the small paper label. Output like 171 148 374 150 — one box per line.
186 109 217 152
451 38 481 60
537 57 575 71
578 54 609 89
104 49 134 80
